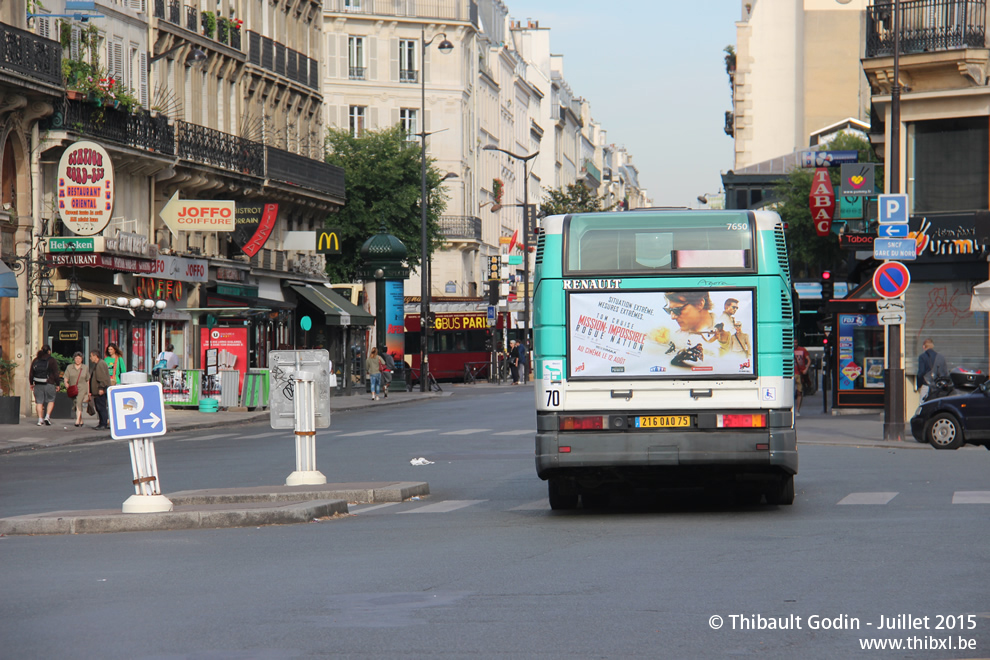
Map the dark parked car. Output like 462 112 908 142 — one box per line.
911 378 990 450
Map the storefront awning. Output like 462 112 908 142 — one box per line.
970 280 990 311
0 260 17 297
291 285 374 327
205 291 295 311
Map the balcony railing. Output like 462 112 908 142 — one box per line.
349 66 366 79
177 121 264 177
0 21 61 87
399 68 418 83
266 146 345 199
439 216 482 241
168 0 180 24
43 99 175 155
246 31 319 90
325 0 478 23
866 0 986 57
153 0 165 19
185 5 198 32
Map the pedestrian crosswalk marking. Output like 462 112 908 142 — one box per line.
440 429 491 436
338 429 390 437
952 491 990 504
386 429 437 436
398 500 486 513
838 492 899 505
493 430 533 436
511 499 549 511
351 502 401 514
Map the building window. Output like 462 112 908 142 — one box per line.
348 36 365 80
910 117 989 213
400 108 418 141
344 0 362 10
399 39 417 82
349 105 366 137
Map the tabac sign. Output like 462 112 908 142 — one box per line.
317 228 342 255
57 141 114 236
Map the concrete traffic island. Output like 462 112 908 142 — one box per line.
0 481 430 536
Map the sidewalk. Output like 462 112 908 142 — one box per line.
0 386 452 454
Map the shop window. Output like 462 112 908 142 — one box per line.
905 280 988 379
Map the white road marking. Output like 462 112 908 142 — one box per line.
952 491 990 504
338 430 391 437
386 429 437 436
837 492 899 505
185 432 238 441
440 429 491 436
493 430 533 436
350 502 401 514
511 499 549 511
398 500 486 514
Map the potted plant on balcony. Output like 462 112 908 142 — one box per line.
0 357 20 425
201 11 217 39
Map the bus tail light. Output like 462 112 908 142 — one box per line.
559 415 605 431
718 414 767 428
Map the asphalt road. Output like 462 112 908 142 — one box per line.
2 386 989 659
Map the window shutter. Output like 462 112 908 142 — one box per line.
139 52 148 108
37 16 51 40
369 106 378 130
390 38 399 82
368 37 377 80
424 45 430 84
338 35 348 82
325 33 336 78
325 105 336 128
391 108 399 128
70 25 81 60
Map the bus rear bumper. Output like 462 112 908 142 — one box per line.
535 429 797 481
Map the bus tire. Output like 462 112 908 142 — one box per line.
581 490 610 509
765 475 795 506
548 478 579 510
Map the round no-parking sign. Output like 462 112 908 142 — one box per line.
872 261 911 299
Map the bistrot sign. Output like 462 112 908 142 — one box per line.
57 141 114 236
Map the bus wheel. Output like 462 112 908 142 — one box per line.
581 490 610 509
765 475 795 506
548 478 579 510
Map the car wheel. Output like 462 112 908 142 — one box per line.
548 478 579 510
765 475 795 505
926 413 964 450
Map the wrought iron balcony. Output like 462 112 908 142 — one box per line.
43 99 175 156
266 146 345 199
0 21 61 87
399 69 418 83
349 66 366 80
866 0 986 57
439 216 482 241
246 31 319 91
230 27 241 51
168 0 180 24
185 5 198 32
325 0 479 24
153 0 165 19
177 121 264 177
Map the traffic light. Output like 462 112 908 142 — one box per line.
820 270 834 301
484 331 493 351
425 311 436 335
488 280 499 305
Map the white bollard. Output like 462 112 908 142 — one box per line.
285 370 326 486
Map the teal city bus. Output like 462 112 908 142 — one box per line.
533 209 797 509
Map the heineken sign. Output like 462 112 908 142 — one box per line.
48 237 101 252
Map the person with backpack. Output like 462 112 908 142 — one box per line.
918 338 948 402
153 343 179 377
28 345 59 426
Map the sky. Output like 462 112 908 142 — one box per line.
507 0 741 208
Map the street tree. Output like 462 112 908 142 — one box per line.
323 125 448 283
774 133 882 278
539 182 616 217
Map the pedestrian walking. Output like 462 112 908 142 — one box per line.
366 347 385 401
88 350 111 429
380 349 395 398
508 340 519 384
105 343 125 386
63 352 90 428
917 338 948 401
517 339 529 384
28 345 59 426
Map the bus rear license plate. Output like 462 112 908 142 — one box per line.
636 415 690 428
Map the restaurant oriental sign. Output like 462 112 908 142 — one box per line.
57 141 115 236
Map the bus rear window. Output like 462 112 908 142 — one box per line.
565 212 754 274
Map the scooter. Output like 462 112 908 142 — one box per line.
924 367 988 401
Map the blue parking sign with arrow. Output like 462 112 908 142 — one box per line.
108 382 167 440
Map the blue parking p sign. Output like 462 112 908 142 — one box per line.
108 382 167 440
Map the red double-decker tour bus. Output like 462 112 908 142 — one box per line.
404 309 518 381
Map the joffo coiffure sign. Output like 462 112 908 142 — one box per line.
57 141 115 236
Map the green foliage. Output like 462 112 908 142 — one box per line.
774 133 881 279
50 352 72 373
0 358 17 397
323 124 449 283
201 11 216 38
539 183 616 217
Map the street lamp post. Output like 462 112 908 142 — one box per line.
884 0 905 441
419 28 453 393
482 145 539 352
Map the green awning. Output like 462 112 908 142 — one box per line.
0 260 17 298
291 285 374 327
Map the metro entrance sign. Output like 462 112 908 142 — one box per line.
873 261 911 299
160 191 236 236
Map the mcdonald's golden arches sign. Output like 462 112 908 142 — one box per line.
317 229 342 255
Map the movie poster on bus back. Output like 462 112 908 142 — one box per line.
567 290 755 378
